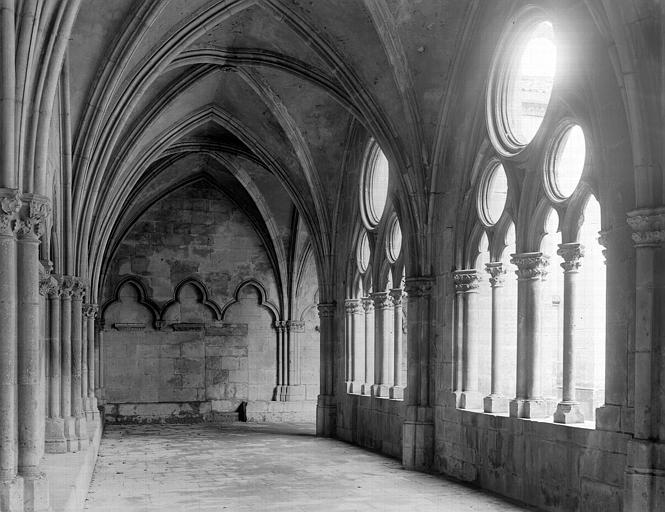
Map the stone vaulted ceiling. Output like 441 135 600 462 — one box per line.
65 0 475 301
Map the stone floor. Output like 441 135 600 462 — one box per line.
84 422 535 512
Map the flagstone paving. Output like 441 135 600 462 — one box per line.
84 422 535 511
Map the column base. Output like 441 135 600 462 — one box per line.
360 382 372 396
22 473 49 512
389 386 404 400
316 394 336 437
0 476 24 512
373 384 391 398
483 394 509 413
89 396 100 420
75 416 89 449
402 406 433 471
63 416 79 452
44 418 67 454
509 398 550 418
553 401 585 423
459 390 483 410
349 381 364 394
276 385 306 401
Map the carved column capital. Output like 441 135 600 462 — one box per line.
317 302 336 318
453 269 481 293
15 194 50 241
39 269 58 296
557 243 585 273
403 276 434 297
0 188 21 236
511 252 549 280
371 291 393 310
626 207 665 247
286 320 305 333
83 304 99 318
361 296 374 313
389 288 404 306
273 320 287 331
344 298 363 315
59 275 75 298
71 278 86 301
485 262 506 288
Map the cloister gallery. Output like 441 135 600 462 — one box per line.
0 1 662 511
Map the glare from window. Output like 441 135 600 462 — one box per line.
507 22 556 145
552 125 586 199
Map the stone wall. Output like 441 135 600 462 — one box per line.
434 409 628 512
101 181 319 423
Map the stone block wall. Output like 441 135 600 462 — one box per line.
434 408 628 512
101 181 319 423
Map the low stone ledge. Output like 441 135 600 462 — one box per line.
42 419 102 512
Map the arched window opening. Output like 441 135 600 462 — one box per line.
487 15 557 155
576 196 605 420
361 142 390 228
540 209 563 404
546 124 586 201
357 231 370 273
479 162 508 227
387 216 402 263
507 21 556 145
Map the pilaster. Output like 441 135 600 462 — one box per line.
623 208 665 511
401 276 435 471
316 303 336 437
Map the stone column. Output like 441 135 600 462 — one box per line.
453 270 483 410
273 320 286 400
361 297 374 395
344 299 354 390
372 291 393 397
452 278 464 406
509 252 549 418
59 277 77 451
81 305 89 421
16 195 51 511
345 299 364 394
70 279 88 449
44 281 66 453
0 189 23 510
283 320 305 401
96 319 104 404
316 302 336 437
83 304 99 422
402 277 435 471
389 288 404 399
553 243 585 423
85 304 99 421
484 262 509 413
